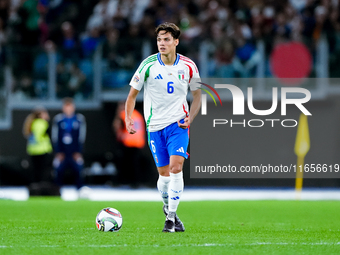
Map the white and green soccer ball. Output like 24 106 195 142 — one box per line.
96 207 123 232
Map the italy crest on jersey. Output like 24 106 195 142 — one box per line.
178 70 185 80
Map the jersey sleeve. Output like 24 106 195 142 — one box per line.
187 60 201 91
129 57 150 91
130 54 158 90
129 69 145 91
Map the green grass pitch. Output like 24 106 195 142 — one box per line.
0 198 340 254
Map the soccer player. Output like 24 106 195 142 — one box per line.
52 98 86 189
125 22 201 232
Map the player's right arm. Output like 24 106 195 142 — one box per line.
125 87 139 134
126 54 156 133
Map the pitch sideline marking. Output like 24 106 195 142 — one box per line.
1 242 340 248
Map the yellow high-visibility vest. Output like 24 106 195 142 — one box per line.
27 119 53 156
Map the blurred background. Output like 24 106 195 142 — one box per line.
0 0 340 193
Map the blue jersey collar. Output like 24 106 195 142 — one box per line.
157 53 179 66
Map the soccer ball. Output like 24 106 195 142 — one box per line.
96 207 123 232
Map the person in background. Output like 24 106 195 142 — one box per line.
60 21 81 64
23 106 53 183
52 98 86 189
113 101 146 187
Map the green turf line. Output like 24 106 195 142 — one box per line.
1 198 340 255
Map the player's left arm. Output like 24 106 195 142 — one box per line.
77 114 86 152
74 114 86 161
178 89 201 129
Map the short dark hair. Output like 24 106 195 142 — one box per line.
62 97 74 105
155 22 181 39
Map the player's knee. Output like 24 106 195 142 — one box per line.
159 169 170 176
169 164 182 174
158 165 170 176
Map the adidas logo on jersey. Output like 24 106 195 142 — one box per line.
154 74 163 79
176 147 185 153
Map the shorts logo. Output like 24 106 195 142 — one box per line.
176 147 184 153
151 140 156 153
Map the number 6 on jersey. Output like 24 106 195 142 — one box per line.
167 81 174 94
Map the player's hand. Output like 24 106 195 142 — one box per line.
73 152 84 164
73 152 82 161
125 116 136 134
55 153 65 162
178 117 190 129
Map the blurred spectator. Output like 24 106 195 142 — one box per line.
56 62 70 97
90 0 119 29
301 4 316 49
59 21 81 63
215 38 235 78
129 0 150 25
0 17 7 65
233 38 259 78
56 62 87 99
81 25 103 59
143 0 159 19
37 1 49 45
326 5 340 76
12 73 36 100
106 6 130 37
101 26 141 88
0 0 9 28
113 102 145 187
102 28 126 69
68 63 86 97
23 106 53 183
102 28 137 69
3 0 340 91
6 0 49 94
261 5 276 55
52 98 86 189
314 5 336 51
313 6 328 41
273 12 291 42
17 0 41 46
125 25 143 64
140 14 158 52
